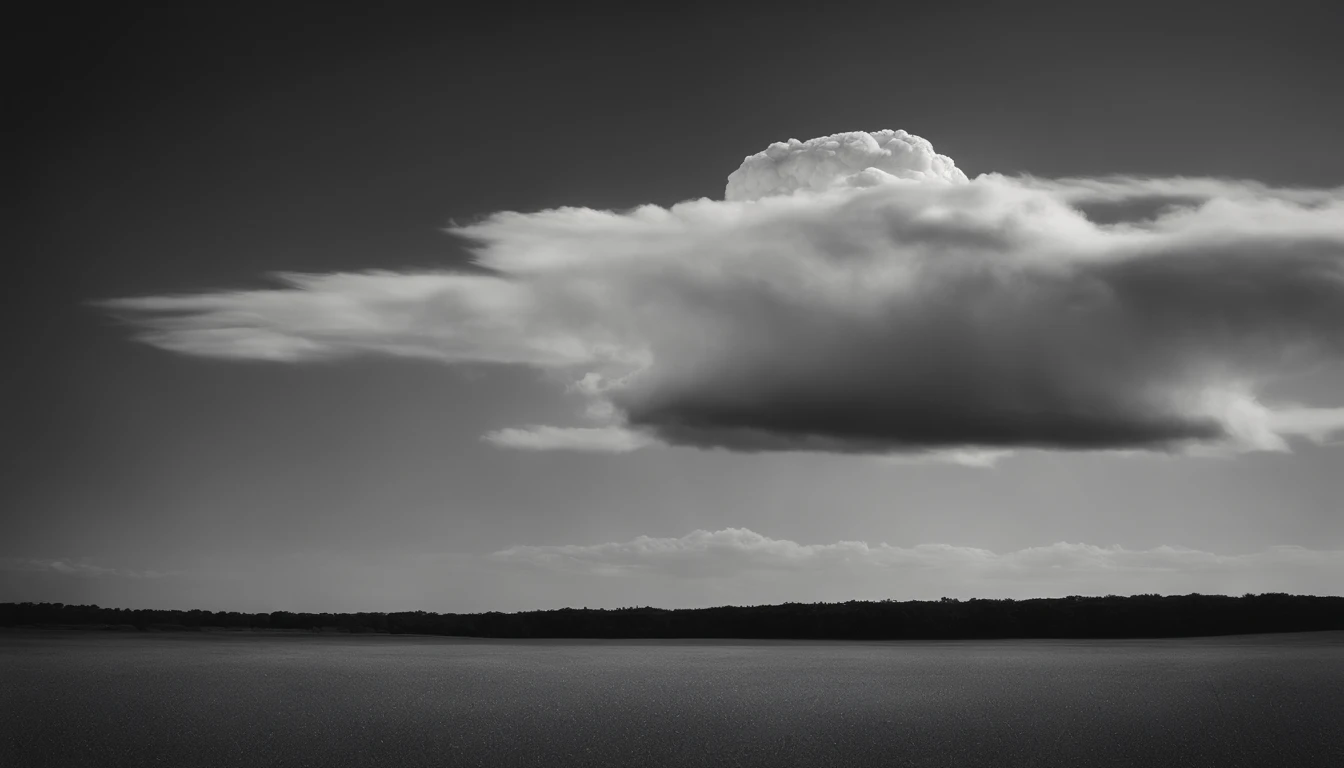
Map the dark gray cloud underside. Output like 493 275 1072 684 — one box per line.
619 241 1344 453
632 404 1224 453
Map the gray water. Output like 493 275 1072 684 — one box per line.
2 630 1341 767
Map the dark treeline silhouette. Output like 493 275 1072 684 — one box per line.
4 593 1342 639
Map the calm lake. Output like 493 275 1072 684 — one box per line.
3 630 1341 767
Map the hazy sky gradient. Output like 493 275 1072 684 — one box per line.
7 2 1343 611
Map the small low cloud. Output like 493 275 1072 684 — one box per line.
482 424 654 453
102 130 1344 459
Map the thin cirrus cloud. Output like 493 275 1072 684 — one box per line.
101 129 1344 460
490 528 1344 589
0 557 170 580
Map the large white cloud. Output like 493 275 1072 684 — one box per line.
102 130 1344 458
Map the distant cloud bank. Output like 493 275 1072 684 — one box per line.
491 527 1344 577
103 130 1344 460
488 528 1344 600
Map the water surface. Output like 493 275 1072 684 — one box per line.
3 630 1341 767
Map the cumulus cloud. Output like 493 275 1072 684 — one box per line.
725 129 967 201
490 528 1344 590
102 130 1344 458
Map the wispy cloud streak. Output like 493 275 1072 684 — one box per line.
0 558 171 580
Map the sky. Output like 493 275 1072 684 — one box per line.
6 2 1344 612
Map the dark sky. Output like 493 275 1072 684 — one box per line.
7 2 1343 611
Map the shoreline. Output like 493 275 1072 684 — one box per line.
4 625 1342 646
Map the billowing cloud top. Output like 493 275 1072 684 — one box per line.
724 130 968 201
102 130 1344 460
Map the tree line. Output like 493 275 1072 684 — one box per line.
3 593 1342 639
